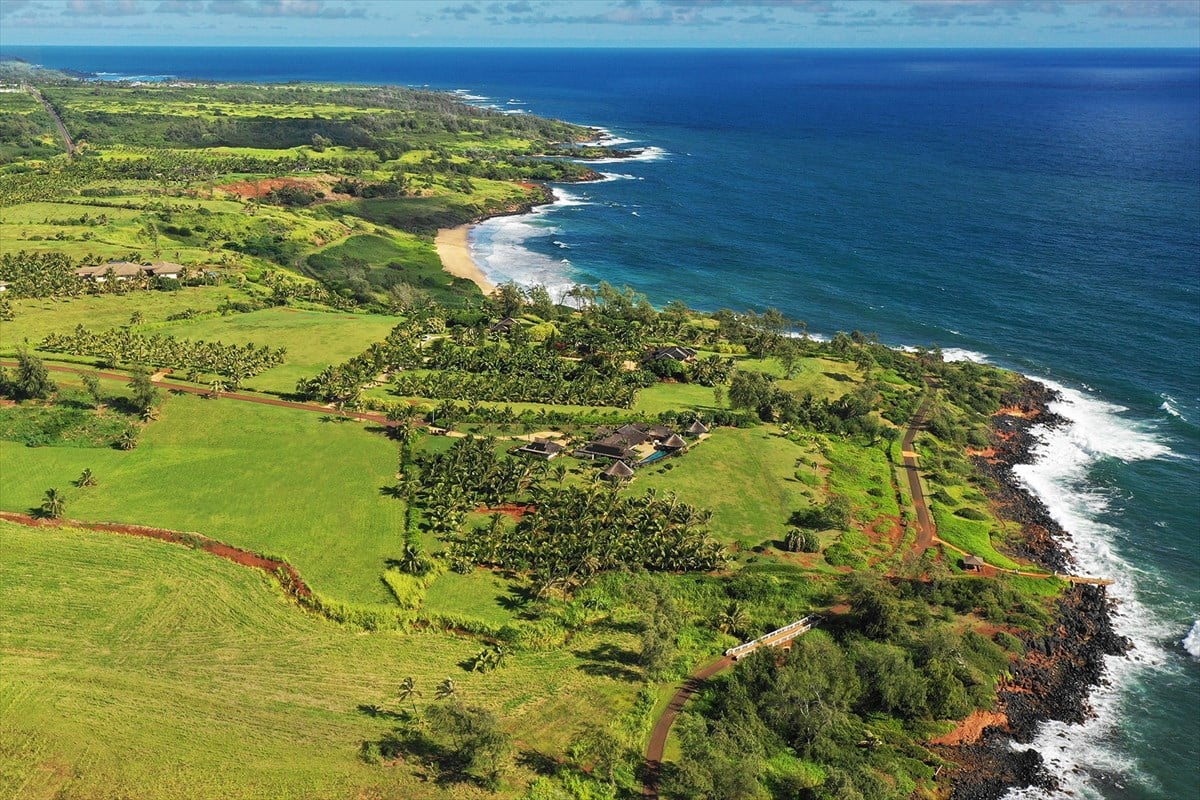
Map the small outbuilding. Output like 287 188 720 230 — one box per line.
600 460 635 482
658 434 687 451
685 420 709 437
963 555 986 572
489 317 517 334
645 345 698 363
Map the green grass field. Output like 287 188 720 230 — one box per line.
2 286 259 352
0 521 642 800
156 306 398 394
0 392 403 606
634 428 822 549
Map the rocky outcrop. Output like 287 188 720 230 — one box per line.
941 379 1131 799
973 380 1071 571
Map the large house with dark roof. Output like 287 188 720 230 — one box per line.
645 345 698 363
515 438 566 460
573 422 678 461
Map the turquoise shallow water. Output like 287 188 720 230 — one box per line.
7 46 1199 799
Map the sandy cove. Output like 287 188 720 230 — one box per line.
435 224 496 296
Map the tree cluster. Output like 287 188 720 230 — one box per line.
40 325 285 388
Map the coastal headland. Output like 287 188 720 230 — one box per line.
0 68 1127 800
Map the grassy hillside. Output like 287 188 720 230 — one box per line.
0 521 640 800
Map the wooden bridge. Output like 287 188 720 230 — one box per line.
724 614 824 661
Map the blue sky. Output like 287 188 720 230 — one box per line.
2 0 1198 48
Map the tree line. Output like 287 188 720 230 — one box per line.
39 325 285 388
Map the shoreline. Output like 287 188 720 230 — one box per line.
940 378 1130 799
435 224 495 296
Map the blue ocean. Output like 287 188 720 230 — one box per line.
7 47 1198 799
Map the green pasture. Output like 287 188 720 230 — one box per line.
2 286 258 353
421 569 521 630
633 381 719 416
155 306 398 394
0 392 404 606
303 232 479 306
737 354 864 400
325 179 536 234
634 427 822 550
0 521 642 800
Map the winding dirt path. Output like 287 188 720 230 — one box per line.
642 656 732 798
0 361 397 426
901 390 937 553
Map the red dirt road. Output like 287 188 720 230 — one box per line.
0 511 311 600
901 391 937 552
642 656 733 798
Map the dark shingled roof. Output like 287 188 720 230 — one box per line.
517 438 565 458
601 460 635 479
659 434 687 450
489 317 517 333
646 345 698 362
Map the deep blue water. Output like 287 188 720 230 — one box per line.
6 47 1199 800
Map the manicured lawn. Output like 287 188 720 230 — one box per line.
157 307 398 394
635 427 820 549
633 381 719 416
0 521 642 800
0 392 404 606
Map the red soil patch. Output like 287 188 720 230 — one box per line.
214 175 352 202
0 511 311 600
997 406 1039 419
930 710 1009 746
475 503 536 521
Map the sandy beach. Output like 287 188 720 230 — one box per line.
435 224 496 296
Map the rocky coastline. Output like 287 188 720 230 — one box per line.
942 378 1131 800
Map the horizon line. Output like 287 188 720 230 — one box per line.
4 44 1198 51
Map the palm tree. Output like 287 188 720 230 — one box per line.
40 488 66 519
398 677 420 713
397 544 426 576
74 468 97 488
716 601 750 638
434 677 457 701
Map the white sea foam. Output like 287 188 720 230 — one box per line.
466 186 595 298
580 127 638 147
1183 621 1200 659
597 172 643 182
941 347 990 363
1160 394 1188 421
579 145 669 164
1001 376 1176 799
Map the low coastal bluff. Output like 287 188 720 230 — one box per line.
941 380 1131 798
943 584 1130 800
